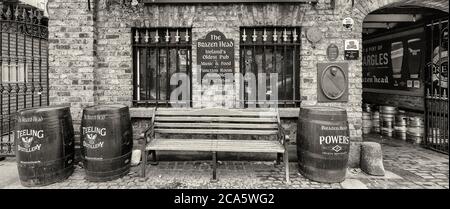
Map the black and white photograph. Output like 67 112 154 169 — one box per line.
0 0 448 201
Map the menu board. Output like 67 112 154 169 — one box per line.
197 30 235 80
362 28 426 91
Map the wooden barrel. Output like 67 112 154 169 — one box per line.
407 117 424 144
15 106 75 187
362 112 372 135
372 111 380 133
297 106 350 183
80 104 133 182
380 106 396 137
394 110 407 140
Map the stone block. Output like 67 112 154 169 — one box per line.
360 142 385 176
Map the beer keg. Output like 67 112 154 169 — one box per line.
394 110 407 140
80 104 133 182
362 103 372 113
372 111 381 133
15 106 75 187
362 112 372 135
297 106 350 183
380 106 397 137
407 117 424 144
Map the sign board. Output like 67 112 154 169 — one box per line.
327 44 339 61
317 63 349 102
197 30 235 79
362 27 427 92
342 17 354 30
344 39 359 60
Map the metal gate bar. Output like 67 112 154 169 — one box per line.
0 4 49 157
425 18 449 154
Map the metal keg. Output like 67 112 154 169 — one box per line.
362 103 372 113
407 117 424 144
372 111 380 133
380 106 397 137
394 110 407 140
362 112 372 135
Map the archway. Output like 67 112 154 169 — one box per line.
360 1 448 154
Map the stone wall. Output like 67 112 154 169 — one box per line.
47 0 448 142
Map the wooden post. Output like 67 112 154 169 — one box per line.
211 151 218 183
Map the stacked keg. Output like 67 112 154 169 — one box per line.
407 116 425 144
372 110 381 134
394 110 407 140
362 104 372 135
380 106 397 137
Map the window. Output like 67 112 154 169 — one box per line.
1 62 28 83
240 26 301 108
132 27 192 107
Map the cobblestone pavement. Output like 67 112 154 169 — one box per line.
1 135 448 189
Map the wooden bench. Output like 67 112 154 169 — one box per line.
139 108 290 183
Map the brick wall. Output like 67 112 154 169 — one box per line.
47 0 448 142
47 0 97 132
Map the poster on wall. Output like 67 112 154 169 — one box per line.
362 29 426 91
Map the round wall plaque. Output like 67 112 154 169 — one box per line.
327 44 339 61
320 65 347 100
306 27 323 44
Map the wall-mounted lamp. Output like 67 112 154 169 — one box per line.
386 23 390 29
413 14 416 22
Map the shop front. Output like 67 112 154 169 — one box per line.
42 0 448 159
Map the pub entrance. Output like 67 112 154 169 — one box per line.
362 5 448 154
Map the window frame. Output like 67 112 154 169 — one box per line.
239 26 302 108
132 27 193 107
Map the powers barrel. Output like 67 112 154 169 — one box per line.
80 104 133 182
297 106 350 183
15 106 75 187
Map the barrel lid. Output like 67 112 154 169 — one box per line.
84 104 128 111
17 105 70 114
300 106 347 116
301 106 346 112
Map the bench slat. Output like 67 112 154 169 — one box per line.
155 116 277 123
154 128 278 135
154 122 278 129
156 108 278 117
147 139 284 153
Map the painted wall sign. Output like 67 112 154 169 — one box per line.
197 30 235 79
362 27 427 92
327 44 339 61
344 39 359 60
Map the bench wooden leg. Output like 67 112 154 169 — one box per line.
150 150 159 166
210 151 218 183
284 150 290 184
276 153 282 165
141 148 147 178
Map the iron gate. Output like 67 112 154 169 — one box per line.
425 17 449 154
0 4 49 157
